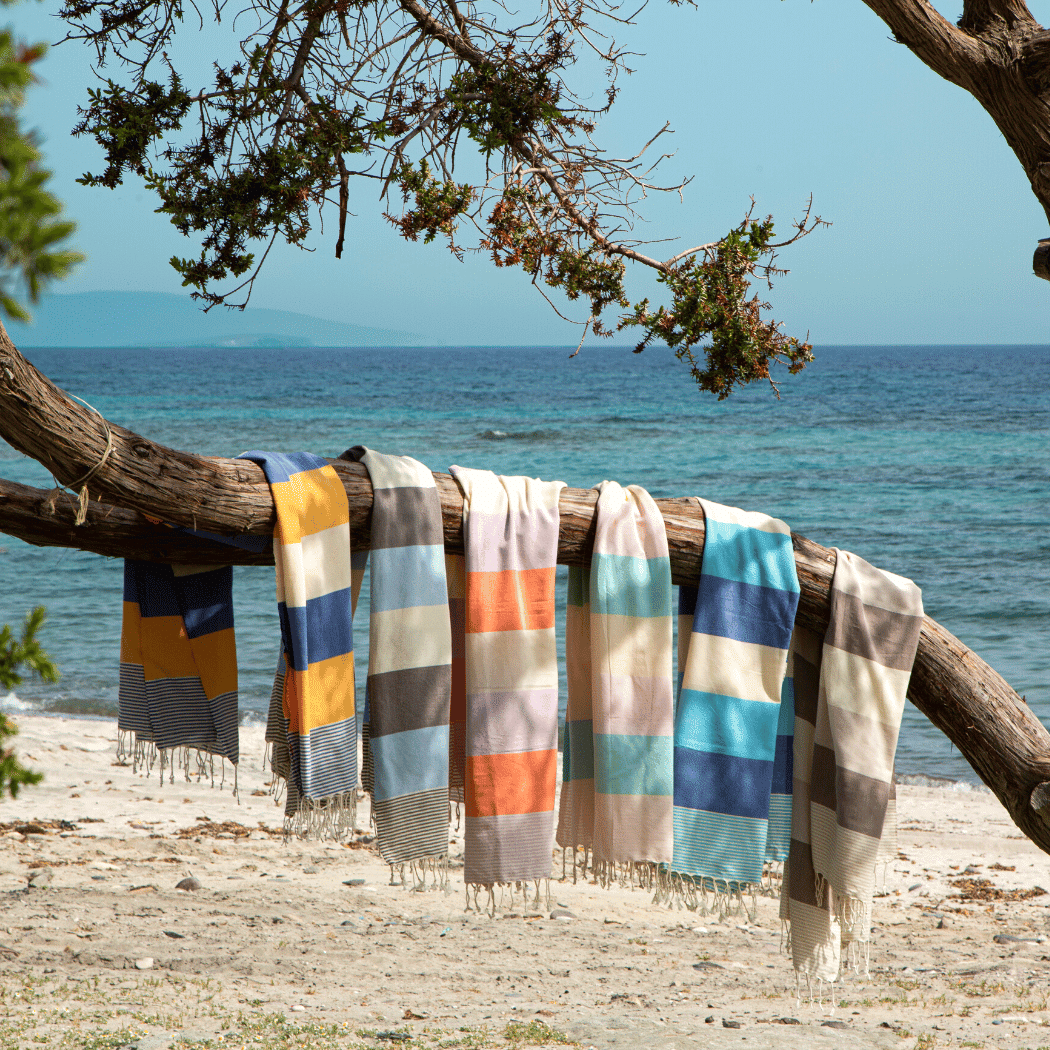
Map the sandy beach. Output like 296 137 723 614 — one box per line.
2 713 1050 1050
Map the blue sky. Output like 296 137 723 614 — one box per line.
11 0 1050 345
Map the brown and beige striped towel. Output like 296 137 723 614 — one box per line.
783 549 923 985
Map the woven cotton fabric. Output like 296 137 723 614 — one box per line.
119 560 238 767
672 498 799 889
557 481 673 870
346 446 452 867
240 450 356 805
784 550 923 982
449 465 565 888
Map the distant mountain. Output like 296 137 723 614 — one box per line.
7 290 423 347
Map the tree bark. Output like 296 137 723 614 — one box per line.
3 333 1050 854
861 0 1050 274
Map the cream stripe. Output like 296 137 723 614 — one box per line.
364 451 434 490
465 629 557 691
819 645 911 726
680 633 788 705
591 613 672 680
700 499 791 535
369 605 453 675
831 549 923 616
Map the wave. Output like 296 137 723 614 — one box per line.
476 428 560 442
896 772 990 793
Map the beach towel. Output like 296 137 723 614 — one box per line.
557 481 673 885
449 465 565 903
783 550 922 986
670 498 799 906
119 560 239 785
344 446 452 878
266 548 367 825
240 450 358 835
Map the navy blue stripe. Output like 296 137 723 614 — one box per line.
769 734 793 794
127 563 182 618
280 588 354 670
673 746 773 820
678 583 698 618
177 566 235 638
690 575 797 649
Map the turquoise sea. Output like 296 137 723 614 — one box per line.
1 343 1048 785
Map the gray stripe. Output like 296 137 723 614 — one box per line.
371 487 444 549
119 662 151 737
466 811 554 885
834 766 892 839
809 744 838 813
373 788 449 864
825 589 923 671
297 719 358 799
369 665 452 737
787 838 828 910
792 652 820 726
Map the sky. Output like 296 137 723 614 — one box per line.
10 0 1050 346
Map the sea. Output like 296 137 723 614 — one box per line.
1 343 1048 787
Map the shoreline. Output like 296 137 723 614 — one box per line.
2 712 1050 1048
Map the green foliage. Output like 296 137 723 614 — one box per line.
0 23 84 320
0 606 57 800
621 209 815 399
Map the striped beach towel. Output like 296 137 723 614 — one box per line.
557 481 673 883
449 465 565 900
446 553 467 806
784 550 922 984
345 447 452 877
240 450 358 833
119 561 239 783
671 498 799 901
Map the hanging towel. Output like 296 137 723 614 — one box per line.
343 446 452 874
671 499 799 899
557 481 673 882
119 561 238 779
240 450 357 831
265 548 367 824
449 465 566 895
784 550 922 985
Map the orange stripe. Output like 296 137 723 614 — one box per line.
287 651 356 734
465 568 555 634
465 749 557 818
270 468 349 545
188 627 238 699
120 601 142 663
140 615 196 681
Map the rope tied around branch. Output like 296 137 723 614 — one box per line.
46 394 115 526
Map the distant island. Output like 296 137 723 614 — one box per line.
6 290 424 348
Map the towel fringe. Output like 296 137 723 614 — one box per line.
464 878 551 917
653 872 757 921
116 732 238 799
282 790 357 842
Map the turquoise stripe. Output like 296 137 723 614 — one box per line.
671 806 767 883
564 719 594 781
594 734 672 796
567 565 589 607
369 545 448 612
591 553 672 618
702 520 799 593
370 725 450 800
676 689 779 759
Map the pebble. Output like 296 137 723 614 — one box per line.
722 1019 741 1029
303 865 319 874
175 877 201 892
550 909 577 920
27 868 53 888
163 931 185 940
704 1016 715 1024
342 878 366 887
821 1020 848 1029
290 1004 305 1012
134 957 154 970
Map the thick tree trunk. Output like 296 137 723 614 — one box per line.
862 0 1050 274
3 334 1050 854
